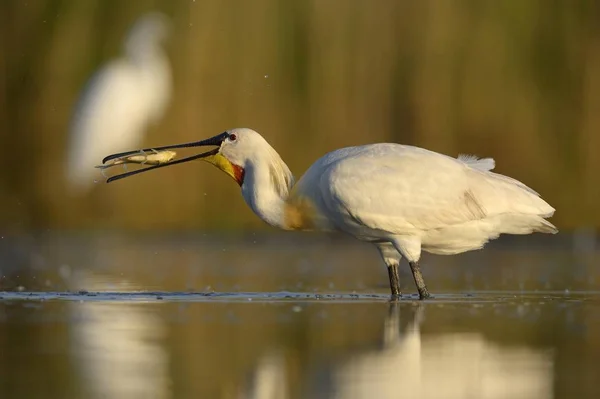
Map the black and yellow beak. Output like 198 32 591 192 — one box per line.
101 132 230 183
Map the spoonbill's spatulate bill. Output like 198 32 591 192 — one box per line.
101 128 557 299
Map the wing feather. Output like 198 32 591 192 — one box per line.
318 145 489 235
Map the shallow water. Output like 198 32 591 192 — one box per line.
0 232 599 399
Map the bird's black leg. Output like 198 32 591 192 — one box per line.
387 263 401 299
409 261 431 300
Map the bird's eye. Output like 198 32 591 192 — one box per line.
229 134 237 142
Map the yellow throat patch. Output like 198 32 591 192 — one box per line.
201 153 245 186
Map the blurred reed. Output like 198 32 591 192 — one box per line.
0 0 598 231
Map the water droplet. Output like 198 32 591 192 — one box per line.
264 74 269 79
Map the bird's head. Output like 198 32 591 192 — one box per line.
101 128 293 192
194 128 273 185
125 11 171 57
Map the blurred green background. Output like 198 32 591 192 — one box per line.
1 0 598 232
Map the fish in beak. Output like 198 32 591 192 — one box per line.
99 132 238 183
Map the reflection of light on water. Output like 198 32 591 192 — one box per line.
329 306 554 399
238 350 289 399
68 270 170 399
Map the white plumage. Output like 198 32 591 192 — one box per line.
101 128 557 298
66 11 172 194
302 143 555 249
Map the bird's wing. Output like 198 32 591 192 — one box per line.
67 61 148 189
318 145 491 234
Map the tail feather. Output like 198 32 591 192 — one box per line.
536 218 558 234
467 167 557 235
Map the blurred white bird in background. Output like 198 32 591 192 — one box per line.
101 128 557 299
66 11 172 194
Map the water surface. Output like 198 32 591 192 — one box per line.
0 232 598 398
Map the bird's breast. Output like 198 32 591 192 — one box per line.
283 196 322 231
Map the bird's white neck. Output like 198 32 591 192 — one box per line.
128 45 164 67
240 158 294 230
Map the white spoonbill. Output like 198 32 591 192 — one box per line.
66 11 172 194
100 128 557 299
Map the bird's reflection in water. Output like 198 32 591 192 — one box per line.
325 303 554 399
237 349 290 399
241 303 554 399
68 270 170 399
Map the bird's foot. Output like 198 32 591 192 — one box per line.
417 288 431 300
